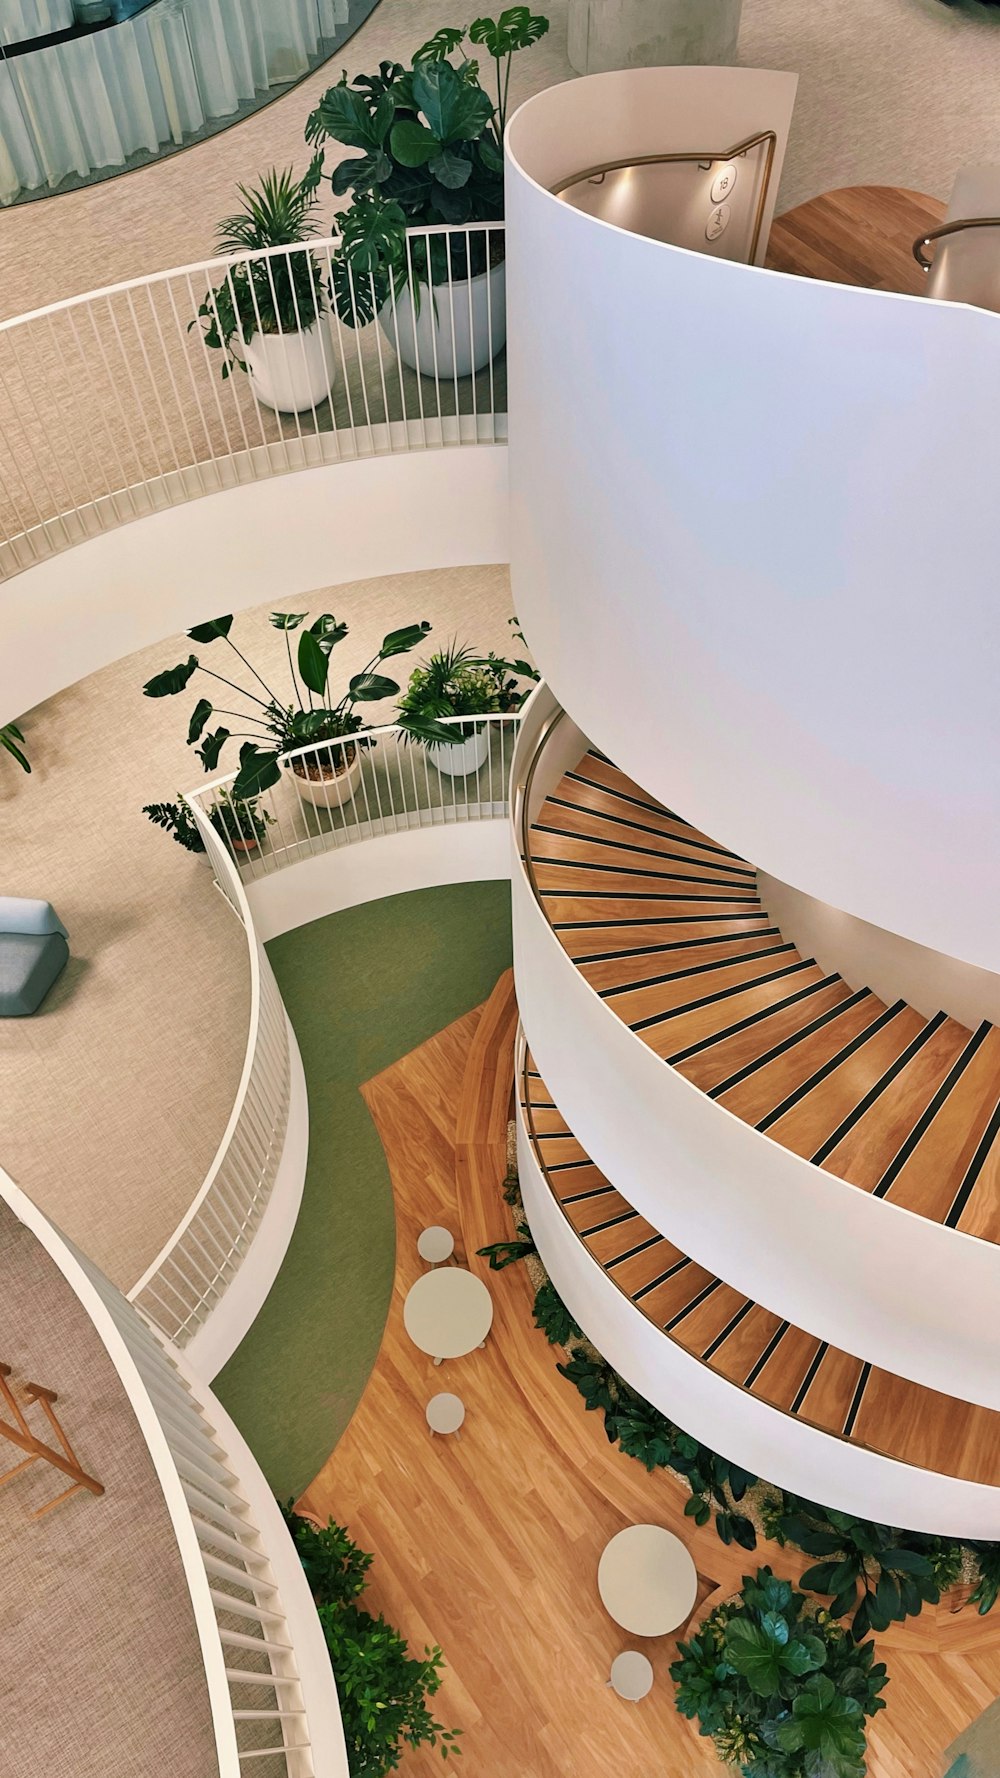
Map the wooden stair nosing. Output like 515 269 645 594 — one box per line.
808 1009 951 1165
754 999 908 1134
542 790 754 864
530 817 756 881
597 940 796 1002
631 956 817 1034
872 1021 993 1201
571 925 783 966
665 973 845 1066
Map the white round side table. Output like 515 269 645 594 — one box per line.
609 1650 654 1701
403 1267 493 1364
417 1225 455 1266
426 1393 466 1437
598 1524 698 1636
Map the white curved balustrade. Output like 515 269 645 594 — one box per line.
514 1034 1000 1537
510 685 1000 1412
505 69 1000 977
0 1164 348 1778
0 224 506 578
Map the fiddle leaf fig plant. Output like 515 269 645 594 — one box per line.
143 611 431 801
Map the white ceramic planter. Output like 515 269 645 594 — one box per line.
282 742 363 809
426 728 491 778
242 318 335 414
568 0 742 71
379 262 506 380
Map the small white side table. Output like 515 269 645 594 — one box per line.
417 1226 455 1266
403 1267 494 1364
426 1393 465 1437
598 1524 698 1636
609 1650 653 1701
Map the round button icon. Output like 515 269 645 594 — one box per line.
706 202 732 241
711 163 738 204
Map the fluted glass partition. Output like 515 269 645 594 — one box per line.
0 0 380 204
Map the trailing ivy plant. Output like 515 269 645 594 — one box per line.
671 1567 888 1778
280 1504 460 1773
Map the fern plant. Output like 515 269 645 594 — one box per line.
193 164 327 377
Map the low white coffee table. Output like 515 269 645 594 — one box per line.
598 1524 698 1636
403 1267 493 1364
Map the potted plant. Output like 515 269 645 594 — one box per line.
304 8 549 380
193 164 334 415
142 611 432 808
397 639 534 776
670 1566 888 1776
143 790 272 854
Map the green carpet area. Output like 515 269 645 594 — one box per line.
213 880 513 1500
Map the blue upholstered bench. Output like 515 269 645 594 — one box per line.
0 898 69 1016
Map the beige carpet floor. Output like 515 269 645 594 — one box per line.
1 564 515 1289
5 0 1000 319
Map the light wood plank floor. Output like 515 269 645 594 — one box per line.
766 185 946 295
298 978 1000 1778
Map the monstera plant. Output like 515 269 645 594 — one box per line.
304 9 548 375
143 611 431 805
671 1567 888 1777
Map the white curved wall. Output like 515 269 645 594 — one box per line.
516 1091 1000 1536
506 74 1000 976
0 447 508 722
510 691 1000 1410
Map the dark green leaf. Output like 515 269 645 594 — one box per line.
348 672 399 702
144 655 198 698
411 58 493 144
880 1548 933 1576
187 615 233 643
800 1561 841 1595
380 621 432 658
390 118 442 167
470 7 550 56
196 727 231 772
298 628 331 696
270 611 308 631
430 150 474 190
232 745 282 799
187 698 213 744
413 26 466 60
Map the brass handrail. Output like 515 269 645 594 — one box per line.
551 131 778 266
513 701 568 912
913 215 1000 271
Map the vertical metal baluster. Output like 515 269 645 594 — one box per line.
403 231 428 449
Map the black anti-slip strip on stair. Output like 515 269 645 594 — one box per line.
606 1232 667 1269
587 747 614 766
579 1208 638 1239
564 769 742 856
545 793 750 864
633 1255 692 1301
528 1098 557 1110
665 1276 723 1333
754 1000 907 1136
702 1297 756 1361
790 1343 829 1415
553 910 769 932
842 1363 872 1438
532 851 757 891
561 1184 617 1206
546 1158 598 1174
600 941 793 1003
945 1085 1000 1227
542 887 758 904
667 976 842 1068
808 1010 949 1165
631 957 814 1035
874 1020 993 1202
532 819 755 880
574 927 782 967
707 988 872 1100
743 1320 792 1387
535 1130 579 1141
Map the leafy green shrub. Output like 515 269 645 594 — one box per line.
772 1500 957 1642
671 1567 888 1778
532 1279 581 1345
193 166 327 379
282 1505 460 1773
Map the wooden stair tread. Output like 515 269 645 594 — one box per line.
527 747 1000 1246
881 1026 1000 1227
818 1015 972 1191
714 992 890 1123
760 1006 927 1157
521 1063 1000 1484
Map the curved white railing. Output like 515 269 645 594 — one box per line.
0 222 506 577
505 70 1000 976
127 713 519 1349
515 1030 1000 1537
0 1163 348 1777
510 683 1000 1413
127 801 293 1349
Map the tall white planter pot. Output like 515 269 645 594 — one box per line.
379 262 506 380
426 728 490 777
242 318 335 414
567 0 742 72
